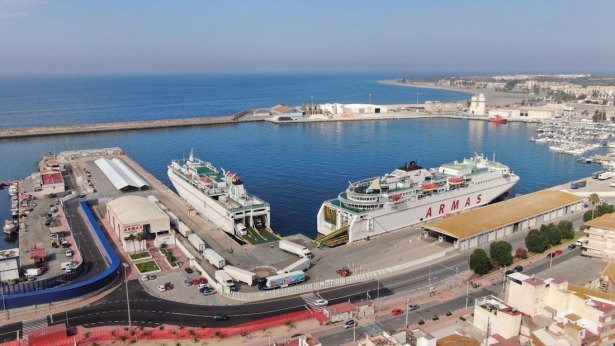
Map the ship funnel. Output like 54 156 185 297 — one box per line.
189 148 194 162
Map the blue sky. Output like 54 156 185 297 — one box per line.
1 1 614 75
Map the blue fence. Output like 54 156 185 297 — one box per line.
0 200 120 310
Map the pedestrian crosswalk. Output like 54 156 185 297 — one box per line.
22 316 49 339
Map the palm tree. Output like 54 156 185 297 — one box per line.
589 193 601 220
126 234 137 254
136 230 147 253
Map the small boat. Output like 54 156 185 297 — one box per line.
488 116 508 124
3 220 16 234
449 177 466 184
529 137 536 142
422 183 438 191
388 194 403 202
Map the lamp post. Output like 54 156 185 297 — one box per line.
417 93 420 105
465 280 469 308
311 96 314 114
122 263 132 332
405 297 409 328
267 331 272 346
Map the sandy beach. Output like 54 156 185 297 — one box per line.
381 79 534 107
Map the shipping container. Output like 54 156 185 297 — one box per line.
204 248 226 269
258 271 305 290
276 257 311 274
223 265 257 286
279 240 312 258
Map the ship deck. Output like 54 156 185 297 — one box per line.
242 226 282 245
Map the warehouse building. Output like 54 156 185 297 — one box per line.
422 190 584 252
106 195 173 251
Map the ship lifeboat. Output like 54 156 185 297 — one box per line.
423 183 438 191
226 172 241 181
449 177 465 184
389 194 403 202
200 177 213 184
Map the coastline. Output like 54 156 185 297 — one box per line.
380 79 533 107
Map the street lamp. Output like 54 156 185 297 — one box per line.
267 331 272 346
122 263 132 332
417 93 420 105
405 297 409 328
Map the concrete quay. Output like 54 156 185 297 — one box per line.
0 115 237 140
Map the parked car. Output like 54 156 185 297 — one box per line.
514 265 523 272
191 278 200 285
184 267 194 274
344 320 357 329
199 277 208 284
198 283 209 290
61 240 70 248
141 275 149 281
213 314 229 321
78 192 86 198
147 274 157 280
164 282 174 290
391 308 403 316
184 279 193 286
408 304 420 311
157 285 166 292
313 299 328 307
547 252 556 259
554 249 563 255
505 270 515 276
202 289 216 296
65 249 73 257
568 244 577 250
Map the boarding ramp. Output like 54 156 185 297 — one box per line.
313 224 349 248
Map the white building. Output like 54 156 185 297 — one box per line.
469 94 486 115
343 104 388 115
106 196 174 251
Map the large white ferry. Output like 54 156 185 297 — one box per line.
167 150 275 243
316 153 519 246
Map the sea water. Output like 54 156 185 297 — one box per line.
0 73 602 249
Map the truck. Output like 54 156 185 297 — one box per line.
279 240 312 259
223 265 257 286
258 271 305 290
166 211 179 227
592 171 605 179
215 270 236 291
188 233 206 253
204 248 226 269
598 171 613 180
234 222 247 236
571 180 587 189
177 222 192 237
25 268 42 277
276 257 311 275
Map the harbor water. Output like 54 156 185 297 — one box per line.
0 73 606 249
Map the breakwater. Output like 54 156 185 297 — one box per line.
0 115 242 140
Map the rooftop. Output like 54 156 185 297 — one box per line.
585 212 615 230
41 172 64 185
325 302 356 314
423 190 582 239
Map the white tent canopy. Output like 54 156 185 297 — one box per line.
95 158 148 190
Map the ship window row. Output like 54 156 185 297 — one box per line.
345 203 383 210
476 176 503 185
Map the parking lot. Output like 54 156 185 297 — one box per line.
139 270 230 305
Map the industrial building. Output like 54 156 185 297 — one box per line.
421 190 584 252
106 195 173 251
40 171 65 195
488 105 558 120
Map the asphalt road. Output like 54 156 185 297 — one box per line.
0 210 587 339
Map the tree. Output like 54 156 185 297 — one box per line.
490 241 513 267
126 234 137 254
525 229 550 253
545 224 562 246
515 247 528 259
540 224 548 232
589 193 601 220
558 220 575 239
470 249 492 275
136 230 147 253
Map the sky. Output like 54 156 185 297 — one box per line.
1 0 614 76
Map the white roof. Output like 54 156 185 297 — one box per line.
95 158 148 190
107 196 169 225
508 272 530 281
0 258 19 281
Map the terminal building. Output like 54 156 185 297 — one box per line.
421 190 584 252
106 196 174 251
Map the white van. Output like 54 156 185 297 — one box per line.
61 261 77 270
576 238 588 246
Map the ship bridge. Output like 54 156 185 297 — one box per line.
421 190 584 252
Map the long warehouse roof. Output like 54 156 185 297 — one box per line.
95 158 148 190
585 213 615 230
423 190 583 239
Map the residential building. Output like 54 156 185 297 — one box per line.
583 213 615 260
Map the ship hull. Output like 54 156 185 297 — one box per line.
317 178 518 243
167 167 269 234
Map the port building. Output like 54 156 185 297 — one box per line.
94 158 149 191
106 196 174 251
421 190 584 251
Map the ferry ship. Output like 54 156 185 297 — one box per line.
315 153 519 246
167 150 278 244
